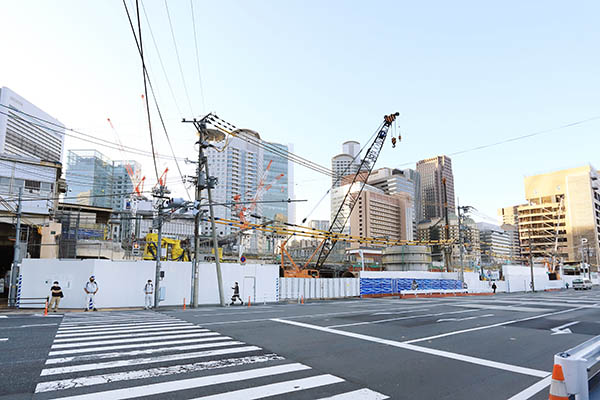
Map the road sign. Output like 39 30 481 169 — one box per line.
240 255 246 264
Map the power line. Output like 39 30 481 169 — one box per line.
164 0 194 116
397 115 600 168
189 0 206 113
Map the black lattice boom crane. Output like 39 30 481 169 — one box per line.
313 112 400 269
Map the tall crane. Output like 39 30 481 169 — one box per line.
313 112 400 269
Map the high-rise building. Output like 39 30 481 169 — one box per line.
308 220 329 231
203 131 264 240
367 167 416 239
477 222 512 265
0 87 65 163
65 150 141 210
331 141 361 188
518 165 600 266
416 155 455 222
262 142 293 223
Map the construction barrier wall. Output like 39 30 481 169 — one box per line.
278 278 360 301
18 259 279 308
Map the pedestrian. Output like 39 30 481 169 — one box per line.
411 279 419 290
230 282 243 305
144 279 154 309
83 276 98 311
49 281 63 312
565 282 570 290
491 282 497 294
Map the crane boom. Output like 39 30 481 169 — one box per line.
314 112 400 269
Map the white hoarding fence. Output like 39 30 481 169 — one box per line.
279 278 360 301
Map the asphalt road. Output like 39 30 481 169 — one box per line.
3 289 600 399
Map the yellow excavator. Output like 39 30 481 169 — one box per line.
143 233 190 261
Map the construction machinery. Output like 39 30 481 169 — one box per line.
143 233 190 261
312 112 400 270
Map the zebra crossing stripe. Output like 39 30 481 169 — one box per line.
53 328 209 343
55 323 195 337
51 331 216 349
49 335 224 356
45 339 239 365
59 316 177 325
58 320 179 331
41 345 263 376
36 353 283 393
314 388 390 399
39 363 311 400
189 374 345 400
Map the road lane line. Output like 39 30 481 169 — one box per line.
55 323 195 337
43 363 311 400
48 334 223 356
314 388 390 399
54 328 209 342
41 345 262 376
403 306 587 344
45 338 237 364
272 318 549 378
37 353 283 393
326 309 476 328
190 374 345 400
0 338 7 341
51 331 215 349
450 304 555 312
506 376 552 400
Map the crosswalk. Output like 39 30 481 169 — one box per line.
34 311 388 399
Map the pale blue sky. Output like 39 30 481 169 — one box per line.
1 0 599 223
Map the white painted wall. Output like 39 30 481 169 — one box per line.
19 259 279 308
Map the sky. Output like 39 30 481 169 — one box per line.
1 0 599 225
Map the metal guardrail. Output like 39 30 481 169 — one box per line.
17 296 49 308
554 335 600 400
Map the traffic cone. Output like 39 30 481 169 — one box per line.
44 299 48 316
548 364 569 400
183 298 186 310
248 296 251 307
301 295 304 305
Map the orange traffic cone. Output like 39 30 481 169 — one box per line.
548 364 569 400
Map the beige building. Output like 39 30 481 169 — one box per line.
518 165 600 266
349 187 411 248
498 205 522 225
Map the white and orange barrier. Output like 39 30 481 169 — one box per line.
550 335 600 400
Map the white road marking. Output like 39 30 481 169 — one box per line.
506 376 552 400
55 323 195 337
450 303 554 312
272 318 549 378
437 314 494 322
190 374 345 400
372 306 431 315
48 334 223 356
44 363 311 400
0 316 7 318
42 345 262 375
54 328 209 342
46 338 237 364
0 338 8 342
36 353 282 392
550 321 579 335
326 309 476 328
51 331 215 349
314 388 390 399
403 306 586 344
58 320 178 331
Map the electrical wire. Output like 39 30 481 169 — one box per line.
164 0 194 116
189 0 206 113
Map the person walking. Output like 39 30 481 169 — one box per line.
49 281 63 312
230 282 243 305
144 279 154 309
491 282 497 294
411 279 419 290
84 276 98 311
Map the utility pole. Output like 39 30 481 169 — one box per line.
528 227 535 292
8 187 23 307
441 178 451 272
457 199 464 282
152 184 169 309
191 131 203 308
183 117 226 307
